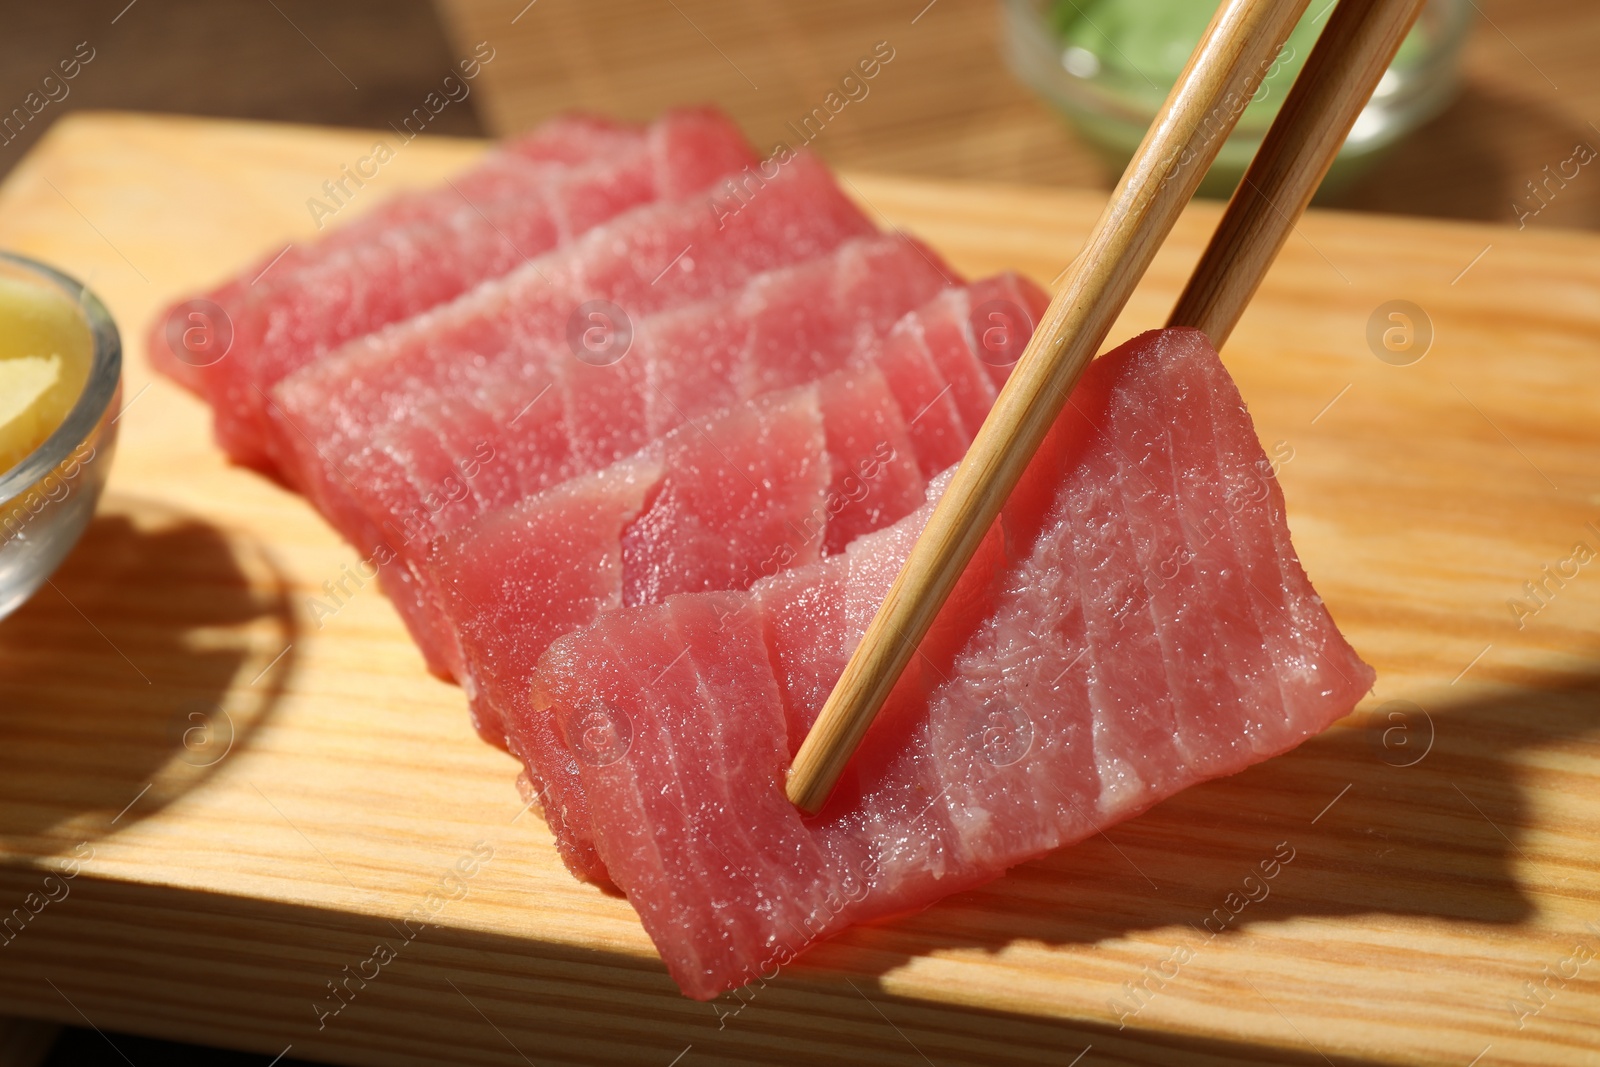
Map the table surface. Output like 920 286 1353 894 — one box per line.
1 111 1599 1067
439 0 1600 231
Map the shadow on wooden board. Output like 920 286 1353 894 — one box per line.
0 864 1443 1067
0 496 297 851
0 666 1594 1065
1339 82 1600 230
837 668 1579 967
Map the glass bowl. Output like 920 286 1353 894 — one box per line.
0 252 122 620
1002 0 1473 198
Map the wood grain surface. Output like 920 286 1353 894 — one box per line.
0 111 1598 1067
437 0 1600 230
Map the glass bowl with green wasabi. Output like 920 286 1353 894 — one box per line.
0 252 121 619
1003 0 1472 197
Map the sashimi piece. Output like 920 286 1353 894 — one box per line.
442 453 662 884
278 231 952 678
302 116 653 258
618 390 831 607
524 328 1375 999
373 234 954 539
148 117 645 398
233 109 756 472
147 114 646 396
813 368 925 555
431 363 906 739
917 299 997 435
268 156 881 537
874 274 1050 476
271 149 886 463
437 389 828 878
161 109 758 473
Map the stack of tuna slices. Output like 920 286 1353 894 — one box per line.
152 109 1374 1000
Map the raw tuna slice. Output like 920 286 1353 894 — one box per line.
436 368 914 881
148 114 646 396
276 229 945 677
812 368 929 555
160 109 758 473
345 234 952 542
307 115 650 257
432 366 896 732
434 386 828 878
150 118 645 397
870 273 1042 477
268 149 889 499
524 328 1375 999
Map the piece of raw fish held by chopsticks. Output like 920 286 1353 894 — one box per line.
525 327 1374 999
787 0 1423 813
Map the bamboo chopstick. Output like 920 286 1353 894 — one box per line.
1169 0 1428 343
785 0 1313 814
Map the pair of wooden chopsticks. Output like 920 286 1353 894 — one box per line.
787 0 1428 813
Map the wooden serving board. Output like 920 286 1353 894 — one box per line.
1 112 1597 1067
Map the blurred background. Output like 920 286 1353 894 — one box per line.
0 0 1595 1063
1 0 1597 228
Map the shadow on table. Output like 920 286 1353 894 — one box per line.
739 662 1592 1064
3 516 1592 1064
0 872 1420 1067
0 495 297 853
44 1026 329 1067
5 662 1590 1066
791 660 1600 1020
1334 82 1600 230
